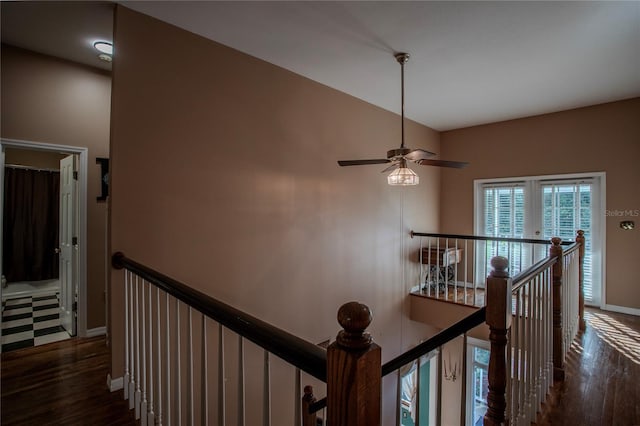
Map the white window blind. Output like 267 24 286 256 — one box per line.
482 184 528 275
541 181 594 302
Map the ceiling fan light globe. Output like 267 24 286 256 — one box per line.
387 166 419 186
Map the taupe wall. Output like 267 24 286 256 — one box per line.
110 7 441 422
440 98 640 310
1 45 112 329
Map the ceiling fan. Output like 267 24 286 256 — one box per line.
337 53 468 186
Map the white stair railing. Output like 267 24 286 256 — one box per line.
484 231 585 426
114 253 327 426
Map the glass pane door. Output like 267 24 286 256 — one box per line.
477 174 602 306
540 181 599 304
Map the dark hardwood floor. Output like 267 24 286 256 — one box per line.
537 308 640 425
1 336 135 425
1 308 637 425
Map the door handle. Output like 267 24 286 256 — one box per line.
54 248 61 254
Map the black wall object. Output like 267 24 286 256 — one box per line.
96 157 109 201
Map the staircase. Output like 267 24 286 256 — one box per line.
110 230 586 425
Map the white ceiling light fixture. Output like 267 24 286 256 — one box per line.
93 41 113 62
93 41 113 55
387 159 419 186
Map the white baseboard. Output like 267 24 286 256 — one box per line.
602 304 640 316
86 326 106 337
107 374 124 392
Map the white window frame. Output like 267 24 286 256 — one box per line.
466 337 490 426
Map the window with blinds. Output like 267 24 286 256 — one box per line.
483 185 526 239
481 184 528 275
541 181 594 301
475 175 601 305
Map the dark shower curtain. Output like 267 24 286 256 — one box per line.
3 167 60 282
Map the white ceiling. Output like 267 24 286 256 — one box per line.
3 1 639 131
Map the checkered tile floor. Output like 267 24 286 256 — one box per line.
1 293 70 352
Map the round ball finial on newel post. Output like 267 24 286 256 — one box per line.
336 301 373 350
490 256 509 278
328 301 381 426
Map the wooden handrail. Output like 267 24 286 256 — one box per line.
511 256 558 293
411 231 574 245
112 252 327 381
382 307 486 376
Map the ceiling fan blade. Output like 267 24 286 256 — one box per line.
380 162 400 173
404 148 436 161
337 159 391 167
416 159 469 169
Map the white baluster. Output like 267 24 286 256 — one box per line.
218 324 226 426
473 240 478 307
141 280 148 426
526 283 534 423
454 239 459 303
420 237 427 292
176 300 181 426
427 239 432 297
165 293 171 425
202 316 209 426
135 275 142 418
436 238 442 301
148 281 155 425
129 271 136 409
532 276 539 413
187 308 194 425
444 238 449 302
156 287 163 426
263 351 271 426
395 369 402 426
506 325 513 423
464 240 468 305
516 288 524 424
238 336 245 426
124 270 130 400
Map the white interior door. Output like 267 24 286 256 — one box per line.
59 154 76 336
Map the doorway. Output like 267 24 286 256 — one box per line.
475 172 605 307
0 138 88 352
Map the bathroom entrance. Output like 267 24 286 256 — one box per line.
1 140 88 352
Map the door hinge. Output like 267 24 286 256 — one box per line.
73 171 78 180
72 236 78 246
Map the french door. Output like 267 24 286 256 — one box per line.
476 174 603 306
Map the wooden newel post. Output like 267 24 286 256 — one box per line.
550 237 565 381
301 385 317 426
327 302 381 426
484 256 512 426
576 230 586 331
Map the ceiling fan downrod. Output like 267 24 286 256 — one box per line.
395 52 410 149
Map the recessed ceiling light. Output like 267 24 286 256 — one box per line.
93 41 113 55
98 53 113 63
